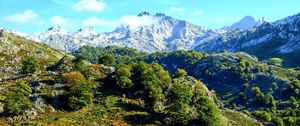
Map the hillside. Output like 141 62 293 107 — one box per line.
0 33 261 125
75 46 300 125
0 29 65 81
0 44 277 125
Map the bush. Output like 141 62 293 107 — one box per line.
266 58 283 67
165 82 193 125
4 81 32 116
113 65 133 89
66 83 93 111
173 69 188 78
271 117 284 126
22 57 40 74
242 110 251 116
62 71 86 86
252 110 272 122
194 96 222 126
98 54 116 66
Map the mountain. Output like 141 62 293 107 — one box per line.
26 12 220 53
196 12 300 67
222 16 266 31
0 29 65 81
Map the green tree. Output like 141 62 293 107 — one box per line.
151 62 172 89
165 81 193 125
4 81 32 116
173 69 188 78
62 71 87 87
252 110 272 122
194 96 222 126
271 117 284 126
98 54 116 66
130 62 164 113
66 83 93 111
22 57 40 74
113 64 133 89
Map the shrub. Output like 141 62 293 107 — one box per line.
194 96 222 126
113 65 133 89
66 83 93 111
173 69 188 78
271 117 284 126
165 81 193 125
266 58 283 67
4 81 32 116
62 71 86 86
98 54 116 66
22 57 40 74
252 110 272 122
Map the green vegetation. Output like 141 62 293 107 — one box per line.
1 44 300 125
0 30 64 78
66 83 93 111
4 81 33 116
98 54 116 66
72 46 300 125
266 58 283 67
74 45 146 64
173 68 188 78
22 57 41 74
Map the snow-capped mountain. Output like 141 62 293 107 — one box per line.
222 16 266 31
24 12 220 52
73 26 97 38
195 12 300 66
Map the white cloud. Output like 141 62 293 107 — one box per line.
3 9 41 24
73 0 106 12
50 16 68 25
83 17 118 27
83 15 161 29
192 10 204 16
169 6 185 14
120 15 161 28
49 16 77 28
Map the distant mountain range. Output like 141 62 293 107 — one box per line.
2 12 265 53
3 11 300 66
195 12 300 67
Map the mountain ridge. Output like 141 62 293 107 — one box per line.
5 12 262 53
195 12 300 67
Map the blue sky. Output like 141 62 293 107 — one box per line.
1 0 300 33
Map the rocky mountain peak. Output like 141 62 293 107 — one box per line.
74 26 97 37
47 25 62 32
45 25 68 35
222 16 265 31
138 11 151 17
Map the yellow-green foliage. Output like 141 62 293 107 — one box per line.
61 71 86 86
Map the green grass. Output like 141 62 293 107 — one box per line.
10 96 153 126
221 109 262 126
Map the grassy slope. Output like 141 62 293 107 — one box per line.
221 109 262 126
5 95 260 126
0 30 65 79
